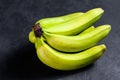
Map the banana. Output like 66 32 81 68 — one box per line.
35 38 106 70
28 26 95 44
29 12 84 43
43 25 111 52
29 29 36 43
43 8 104 35
28 8 111 71
77 26 95 36
36 12 84 29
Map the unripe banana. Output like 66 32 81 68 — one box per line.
36 12 84 29
43 25 111 52
28 26 95 43
35 38 106 70
43 8 104 35
78 26 95 36
28 8 111 71
29 29 36 43
29 12 84 43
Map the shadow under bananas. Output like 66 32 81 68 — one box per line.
2 42 94 80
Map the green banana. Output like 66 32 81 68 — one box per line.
29 12 84 43
28 8 111 71
28 26 95 44
43 25 111 52
35 38 106 70
78 26 95 36
36 12 84 29
43 8 104 35
29 29 36 43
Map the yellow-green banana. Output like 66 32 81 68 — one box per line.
78 26 95 36
36 12 84 29
43 25 111 52
35 38 106 70
29 29 36 43
28 8 111 71
29 12 84 43
43 8 104 35
29 26 95 44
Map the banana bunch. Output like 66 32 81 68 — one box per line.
28 8 111 70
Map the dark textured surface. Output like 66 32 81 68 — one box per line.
0 0 120 80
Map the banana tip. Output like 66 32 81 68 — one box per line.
101 44 106 52
96 8 104 11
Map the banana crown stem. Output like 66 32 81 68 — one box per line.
33 24 43 38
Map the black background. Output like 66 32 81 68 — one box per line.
0 0 120 80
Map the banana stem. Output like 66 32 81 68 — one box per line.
33 24 43 38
